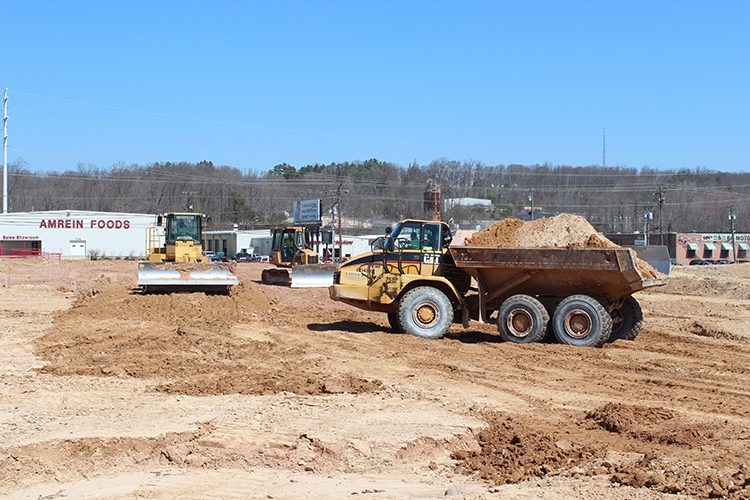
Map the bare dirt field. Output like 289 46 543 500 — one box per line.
1 259 749 499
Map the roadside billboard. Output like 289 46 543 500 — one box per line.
293 199 323 225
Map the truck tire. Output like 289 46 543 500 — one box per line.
398 286 454 340
552 294 612 347
610 296 643 341
497 295 549 344
387 311 403 333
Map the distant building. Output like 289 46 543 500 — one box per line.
0 210 157 259
203 229 378 261
443 197 492 212
606 231 749 264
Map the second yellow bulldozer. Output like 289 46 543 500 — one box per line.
260 226 337 287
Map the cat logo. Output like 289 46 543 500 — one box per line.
422 253 441 264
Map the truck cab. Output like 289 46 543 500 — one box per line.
330 219 472 338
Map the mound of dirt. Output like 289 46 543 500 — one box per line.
651 273 750 300
465 214 661 280
465 214 618 249
0 423 341 492
35 279 382 396
70 278 271 332
688 321 747 343
611 453 749 498
451 413 600 484
586 403 675 434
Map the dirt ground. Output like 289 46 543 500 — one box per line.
1 259 749 499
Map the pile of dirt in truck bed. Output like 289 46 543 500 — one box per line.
35 278 382 396
466 214 618 249
465 214 661 279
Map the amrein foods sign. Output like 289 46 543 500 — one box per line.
39 218 132 229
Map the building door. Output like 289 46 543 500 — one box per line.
69 240 87 259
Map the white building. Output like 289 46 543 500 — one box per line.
203 229 379 260
443 197 493 211
0 210 158 259
203 229 273 257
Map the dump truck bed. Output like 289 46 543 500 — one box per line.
449 246 665 299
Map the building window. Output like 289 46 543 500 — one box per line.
703 243 715 258
686 242 698 257
721 243 732 258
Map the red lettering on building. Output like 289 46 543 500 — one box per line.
36 218 133 230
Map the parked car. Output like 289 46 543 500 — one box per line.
689 259 711 266
715 259 731 265
234 251 252 263
209 251 228 262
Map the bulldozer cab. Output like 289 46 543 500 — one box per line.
166 213 202 244
270 226 318 267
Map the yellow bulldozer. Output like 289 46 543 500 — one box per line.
137 212 239 293
260 226 337 287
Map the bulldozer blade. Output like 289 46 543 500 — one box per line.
289 264 338 288
261 267 291 287
137 262 239 293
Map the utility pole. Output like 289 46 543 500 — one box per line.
643 211 653 246
181 191 197 211
729 206 737 263
602 128 606 168
655 186 666 245
3 88 8 214
335 178 344 262
528 189 535 221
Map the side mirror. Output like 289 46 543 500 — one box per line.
156 215 163 226
371 236 384 252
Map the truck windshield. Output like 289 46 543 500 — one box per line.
167 215 201 244
387 222 444 251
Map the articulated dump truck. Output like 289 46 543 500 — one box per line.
329 219 666 347
138 212 239 293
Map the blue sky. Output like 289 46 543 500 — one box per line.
3 0 749 173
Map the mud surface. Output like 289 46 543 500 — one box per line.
1 259 749 498
465 214 661 279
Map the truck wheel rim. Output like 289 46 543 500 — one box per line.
507 309 533 337
564 309 592 339
611 309 623 331
413 301 439 328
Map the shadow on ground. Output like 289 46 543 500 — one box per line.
307 321 390 334
445 330 503 343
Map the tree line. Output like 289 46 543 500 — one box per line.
6 158 749 234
